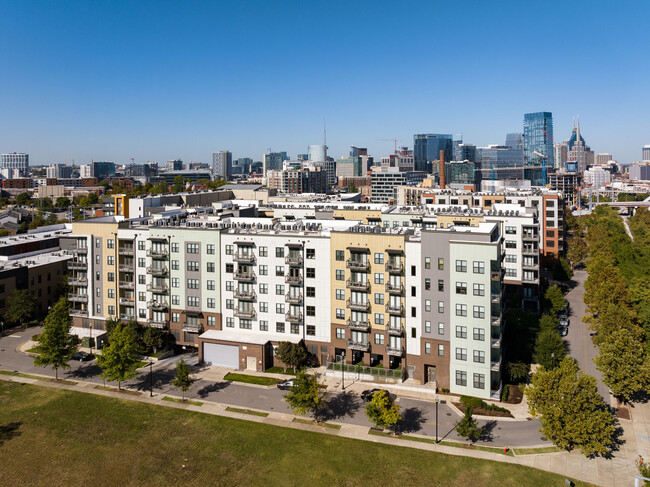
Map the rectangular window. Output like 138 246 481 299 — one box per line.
107 272 114 282
473 283 485 296
456 325 467 338
411 307 416 318
438 258 444 270
275 266 285 277
473 328 485 341
306 305 315 317
374 273 384 284
438 322 444 335
505 268 517 277
259 302 268 312
275 247 284 258
307 287 316 298
335 270 345 281
438 344 444 356
306 249 315 259
226 299 234 309
425 278 431 291
187 261 199 271
306 325 316 336
240 320 252 330
455 348 467 361
172 312 180 323
336 308 345 319
171 242 179 253
187 243 199 254
438 279 444 292
206 262 215 273
107 239 114 249
425 343 431 354
473 306 485 319
505 241 517 249
206 244 215 255
171 260 179 270
455 282 467 295
411 265 416 276
226 317 234 328
259 246 268 257
107 305 115 316
335 250 344 261
276 303 285 314
172 295 179 306
259 320 268 331
374 313 384 325
374 253 384 264
187 279 199 289
187 296 199 307
275 284 285 295
374 293 384 305
456 370 467 386
473 350 485 363
425 299 431 312
438 301 444 313
455 304 467 317
335 289 345 300
107 255 114 265
425 321 431 333
290 323 299 334
259 265 268 276
455 260 467 272
374 333 384 345
224 244 233 255
138 275 145 285
336 328 345 339
207 298 215 309
505 254 517 263
207 316 216 327
473 373 485 389
505 226 516 235
107 289 115 298
138 257 145 268
139 292 145 302
306 268 315 278
473 261 485 274
259 284 268 294
425 257 431 269
276 322 285 333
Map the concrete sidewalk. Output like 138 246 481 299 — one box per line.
0 369 634 486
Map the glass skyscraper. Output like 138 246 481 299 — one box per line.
414 134 453 172
523 112 554 178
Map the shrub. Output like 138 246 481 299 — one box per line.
441 388 449 393
501 384 510 402
32 334 41 342
460 396 483 410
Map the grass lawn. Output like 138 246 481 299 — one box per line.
225 406 269 417
264 366 297 375
223 372 280 386
162 396 203 407
513 446 563 455
292 418 341 429
0 382 592 487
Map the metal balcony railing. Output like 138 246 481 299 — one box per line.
346 319 370 331
234 309 257 319
233 253 256 263
147 300 168 311
67 293 88 303
346 279 370 291
234 289 257 300
285 293 303 304
285 274 302 285
347 339 370 352
146 249 168 259
285 255 303 266
346 259 370 271
346 299 370 312
385 282 404 295
147 283 168 293
386 346 404 356
385 303 404 315
285 312 303 323
146 266 168 276
385 262 404 274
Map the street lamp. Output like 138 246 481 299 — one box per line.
149 361 154 397
435 396 440 443
340 351 345 391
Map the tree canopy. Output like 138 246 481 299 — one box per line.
533 328 566 369
33 297 79 380
96 322 140 389
4 289 37 327
365 390 401 434
274 341 309 371
455 407 484 444
284 369 324 419
172 358 195 401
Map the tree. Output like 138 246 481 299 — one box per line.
533 329 566 369
4 289 37 327
172 358 195 402
365 389 401 435
40 197 53 209
544 285 565 316
172 175 185 193
55 196 71 209
567 236 588 267
72 208 83 220
32 297 79 380
45 213 58 225
594 327 650 402
506 362 530 384
284 369 324 419
274 341 309 371
347 183 358 193
15 192 30 206
143 327 167 354
96 322 140 390
526 357 616 457
538 313 558 333
151 181 168 195
455 407 483 444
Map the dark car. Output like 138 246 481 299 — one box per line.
558 325 568 337
277 379 295 391
559 317 570 328
361 388 396 402
72 351 94 362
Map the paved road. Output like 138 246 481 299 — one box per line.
0 326 549 448
563 269 610 400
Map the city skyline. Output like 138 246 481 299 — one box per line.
1 1 649 165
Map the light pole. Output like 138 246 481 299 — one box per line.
435 396 440 443
149 361 154 397
340 351 345 391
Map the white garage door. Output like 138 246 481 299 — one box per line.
203 343 239 368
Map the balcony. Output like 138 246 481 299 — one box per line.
68 261 87 270
385 282 404 295
385 303 404 315
285 293 303 304
491 360 501 372
522 261 538 270
182 323 202 333
522 233 538 242
147 300 168 311
147 319 168 329
347 339 370 352
71 247 87 254
147 249 168 259
119 280 134 289
491 290 502 304
234 270 256 282
522 275 540 284
522 247 538 256
346 299 370 312
234 309 257 319
285 311 303 323
346 319 370 331
233 253 256 264
491 338 501 348
285 274 302 285
147 283 168 293
119 314 135 321
67 293 88 303
146 266 168 277
386 346 404 357
386 325 404 336
69 308 88 317
118 248 134 256
385 262 404 274
234 289 257 300
491 315 502 327
346 259 370 271
118 264 134 273
67 277 88 286
119 297 135 306
285 255 303 266
346 278 370 291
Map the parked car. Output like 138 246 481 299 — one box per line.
559 307 569 319
277 379 295 391
558 325 568 337
361 388 396 403
72 351 94 362
559 317 570 327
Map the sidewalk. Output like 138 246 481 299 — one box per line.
0 369 636 486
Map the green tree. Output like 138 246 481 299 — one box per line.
544 285 565 315
151 181 168 194
55 196 71 209
15 192 30 206
533 329 566 369
29 214 45 230
40 197 53 209
365 389 401 435
274 341 309 372
3 289 37 327
45 213 58 225
172 358 195 402
567 236 588 267
172 175 185 193
347 183 358 193
526 357 616 456
143 327 167 354
72 208 83 220
505 362 530 384
32 297 79 380
594 327 650 402
96 322 140 390
0 229 8 237
538 313 558 333
455 407 484 444
284 369 324 419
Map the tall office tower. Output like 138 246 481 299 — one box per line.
234 158 253 174
554 143 569 170
414 134 453 172
212 151 233 181
308 144 327 163
46 163 73 179
478 145 524 180
90 161 116 180
167 159 183 171
566 119 593 173
523 112 554 179
1 153 29 177
505 133 524 150
263 152 288 176
595 153 613 165
643 145 650 162
454 143 477 163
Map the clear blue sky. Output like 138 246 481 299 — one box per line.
1 0 648 165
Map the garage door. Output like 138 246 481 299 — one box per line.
203 343 239 368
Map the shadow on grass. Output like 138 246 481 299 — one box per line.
196 381 231 399
315 392 361 422
0 422 21 446
397 407 426 434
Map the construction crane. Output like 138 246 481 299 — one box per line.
377 138 403 154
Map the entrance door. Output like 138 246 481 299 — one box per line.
246 356 257 371
427 365 437 383
407 365 415 379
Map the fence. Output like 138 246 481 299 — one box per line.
326 362 403 383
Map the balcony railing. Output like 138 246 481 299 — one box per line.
118 280 134 289
67 277 88 286
68 261 88 270
491 291 502 304
234 289 257 300
182 323 202 333
491 338 501 348
147 319 168 329
71 247 88 254
346 319 370 331
522 261 538 270
67 293 88 303
147 300 168 311
118 248 134 256
385 303 404 315
347 339 370 352
385 325 404 336
285 255 303 266
492 315 502 327
146 266 168 276
522 247 538 256
346 278 370 291
285 274 303 285
386 346 404 357
491 360 501 372
385 262 404 274
346 299 370 312
285 312 303 323
522 233 538 242
119 297 135 306
118 264 134 273
522 275 540 284
285 293 303 304
346 259 370 271
147 283 168 293
147 249 168 259
119 314 135 321
69 308 88 317
233 253 256 263
385 282 404 295
234 270 256 282
234 309 257 319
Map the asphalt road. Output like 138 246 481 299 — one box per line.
563 269 610 400
0 326 549 448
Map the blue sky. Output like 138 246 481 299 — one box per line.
1 0 648 165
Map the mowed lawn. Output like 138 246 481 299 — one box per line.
0 382 590 487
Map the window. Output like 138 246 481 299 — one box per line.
473 306 485 319
336 289 345 300
275 247 284 258
306 268 315 278
473 328 485 341
171 277 179 288
438 258 444 270
437 279 444 292
306 305 315 317
259 302 268 312
504 254 516 264
335 250 344 261
456 348 467 361
259 265 268 276
455 260 467 272
425 343 431 354
374 333 384 345
226 299 234 309
138 257 145 268
374 313 384 325
425 257 431 269
546 239 555 247
220 281 228 291
107 305 115 315
107 255 114 265
206 244 215 255
187 243 199 254
455 304 467 317
546 229 555 238
336 328 345 339
456 326 467 338
225 263 234 273
206 262 215 273
438 322 444 335
425 321 431 333
374 293 384 304
226 317 234 328
207 298 215 309
139 292 145 302
95 238 100 248
107 239 114 249
207 316 216 327
306 287 315 298
336 308 345 319
425 299 431 312
187 261 199 271
139 309 146 319
473 350 485 363
276 322 285 333
96 255 100 265
275 284 285 295
171 242 179 253
505 226 516 235
275 266 284 276
259 320 268 331
240 320 252 330
374 273 384 285
290 323 299 334
107 272 114 282
456 370 467 386
275 303 285 314
425 278 431 290
438 344 444 356
438 301 444 313
473 283 485 296
505 268 517 277
138 275 145 285
473 373 485 389
171 260 179 270
411 307 416 318
169 312 178 323
505 240 517 249
306 325 316 336
107 289 115 298
473 261 485 274
335 270 345 281
187 279 199 289
411 265 416 276
259 284 268 294
374 253 384 264
411 327 417 338
187 296 199 307
172 295 179 306
456 282 467 294
306 249 315 259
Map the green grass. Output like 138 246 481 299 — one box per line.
223 372 280 386
292 418 341 429
0 370 49 381
368 430 515 456
134 360 148 369
225 407 269 417
0 382 593 487
94 385 142 396
25 348 41 354
162 396 203 407
513 446 563 455
264 366 297 375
